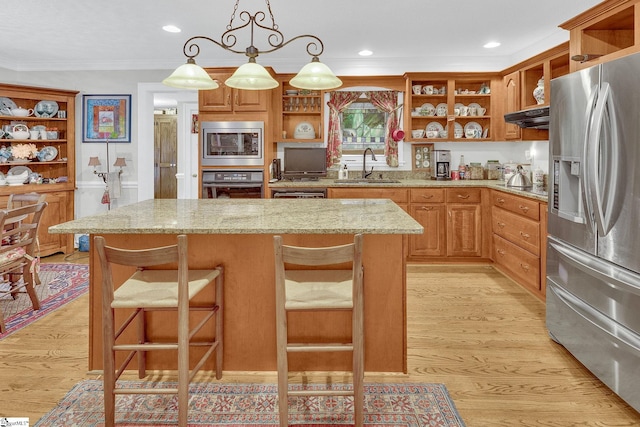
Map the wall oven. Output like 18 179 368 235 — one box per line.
202 170 264 199
201 121 264 166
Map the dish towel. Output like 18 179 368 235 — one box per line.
106 172 121 200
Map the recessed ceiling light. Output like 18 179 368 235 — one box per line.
163 25 182 33
358 50 373 57
483 42 501 49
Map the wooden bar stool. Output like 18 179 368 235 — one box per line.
94 234 224 427
273 234 364 427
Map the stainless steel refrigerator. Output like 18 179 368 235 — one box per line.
547 52 640 412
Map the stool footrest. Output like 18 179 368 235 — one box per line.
287 343 353 352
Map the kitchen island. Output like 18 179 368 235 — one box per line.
49 198 423 373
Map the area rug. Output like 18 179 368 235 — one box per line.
0 263 89 338
34 380 466 426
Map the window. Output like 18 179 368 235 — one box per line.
340 97 387 154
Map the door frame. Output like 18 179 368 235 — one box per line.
137 83 198 201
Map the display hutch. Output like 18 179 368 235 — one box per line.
276 74 324 144
0 83 77 255
403 73 500 142
561 0 640 72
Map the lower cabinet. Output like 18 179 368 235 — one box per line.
491 189 546 299
408 187 484 260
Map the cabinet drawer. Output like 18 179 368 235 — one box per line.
491 190 540 220
328 188 409 204
493 207 540 256
446 187 481 203
493 234 540 292
410 188 445 203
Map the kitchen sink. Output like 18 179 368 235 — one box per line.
333 179 402 184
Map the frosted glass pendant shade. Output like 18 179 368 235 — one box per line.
290 58 342 90
162 60 219 90
225 62 279 90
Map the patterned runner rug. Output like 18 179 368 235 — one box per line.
0 263 89 338
35 380 466 426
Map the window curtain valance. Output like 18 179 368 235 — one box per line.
326 90 402 168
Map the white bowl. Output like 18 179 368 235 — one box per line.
411 130 424 138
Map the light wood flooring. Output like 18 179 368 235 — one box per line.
0 255 638 425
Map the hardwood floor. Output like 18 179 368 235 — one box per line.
0 257 638 425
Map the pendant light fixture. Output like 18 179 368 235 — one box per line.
162 0 342 91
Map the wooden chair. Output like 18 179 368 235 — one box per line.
273 234 364 427
0 202 48 333
6 193 47 286
94 235 224 427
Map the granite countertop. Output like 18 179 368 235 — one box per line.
270 178 549 202
49 198 423 235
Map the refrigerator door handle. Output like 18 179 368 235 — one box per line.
586 82 620 236
582 85 599 232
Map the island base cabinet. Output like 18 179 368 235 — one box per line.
88 233 407 374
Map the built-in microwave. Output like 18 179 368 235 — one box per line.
201 121 264 166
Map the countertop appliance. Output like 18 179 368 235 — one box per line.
201 169 264 198
201 121 264 166
430 150 451 180
547 52 640 412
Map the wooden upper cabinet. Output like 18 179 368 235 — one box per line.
199 71 269 112
503 71 521 140
561 0 640 72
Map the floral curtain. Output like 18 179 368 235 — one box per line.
367 91 400 167
326 91 362 168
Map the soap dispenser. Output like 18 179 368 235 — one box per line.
339 164 348 180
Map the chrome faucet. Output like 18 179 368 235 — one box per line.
362 147 377 179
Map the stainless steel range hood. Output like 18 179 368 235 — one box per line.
504 106 549 129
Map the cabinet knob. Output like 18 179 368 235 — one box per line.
520 231 530 240
497 249 506 256
497 221 505 228
520 263 530 272
518 205 529 213
496 198 505 204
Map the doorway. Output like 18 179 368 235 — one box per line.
154 114 177 199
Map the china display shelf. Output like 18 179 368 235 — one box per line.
0 115 67 122
0 182 73 193
0 160 67 166
2 139 67 143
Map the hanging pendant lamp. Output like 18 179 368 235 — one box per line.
162 0 341 91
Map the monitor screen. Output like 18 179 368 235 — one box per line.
283 147 327 180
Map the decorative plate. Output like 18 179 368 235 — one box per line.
419 103 435 116
37 146 58 162
454 103 465 109
464 121 482 133
293 121 316 139
0 97 17 116
34 100 59 118
468 102 482 110
425 122 444 132
435 103 448 116
8 165 32 176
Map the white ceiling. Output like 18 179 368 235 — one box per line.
1 0 601 75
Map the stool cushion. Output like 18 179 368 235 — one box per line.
112 269 220 308
284 269 353 310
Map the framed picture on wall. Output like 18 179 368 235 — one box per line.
82 94 131 142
